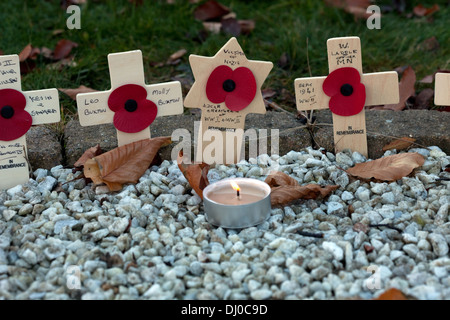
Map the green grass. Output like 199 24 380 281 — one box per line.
0 0 448 117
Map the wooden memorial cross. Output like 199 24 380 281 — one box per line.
0 54 60 190
435 73 450 107
77 50 183 147
295 37 399 157
184 37 273 164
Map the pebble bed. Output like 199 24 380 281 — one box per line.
0 146 449 300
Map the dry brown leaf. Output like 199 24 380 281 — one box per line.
74 144 102 168
265 171 299 187
53 39 78 61
413 88 434 110
324 0 372 19
166 49 187 65
177 151 210 200
59 85 98 100
19 44 33 62
419 74 434 84
265 171 338 206
203 22 222 34
221 18 241 37
194 0 230 21
413 4 440 17
346 153 425 181
383 66 416 111
382 137 416 152
238 19 255 35
374 288 408 300
84 137 171 192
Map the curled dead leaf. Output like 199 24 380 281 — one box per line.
413 4 440 17
265 171 338 206
346 153 425 181
84 137 171 192
59 85 98 100
53 39 78 61
374 288 408 300
194 0 230 21
382 137 416 152
74 144 102 168
177 151 210 200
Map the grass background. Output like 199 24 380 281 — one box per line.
0 0 448 119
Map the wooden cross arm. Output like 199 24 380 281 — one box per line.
363 71 399 106
147 81 183 117
77 90 114 126
295 76 328 111
25 88 61 125
435 73 450 106
295 71 399 111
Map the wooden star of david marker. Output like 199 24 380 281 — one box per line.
0 54 60 190
295 37 399 157
76 50 183 147
184 37 273 164
435 73 450 107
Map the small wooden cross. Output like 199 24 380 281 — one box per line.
435 73 450 107
77 50 183 147
295 37 399 157
0 54 60 190
184 37 273 164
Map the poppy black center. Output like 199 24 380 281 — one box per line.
1 105 14 119
223 79 236 92
124 99 138 112
340 84 353 96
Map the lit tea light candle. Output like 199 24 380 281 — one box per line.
203 178 271 228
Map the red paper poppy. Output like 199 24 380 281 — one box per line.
0 88 32 141
206 65 257 112
108 84 157 133
322 67 366 117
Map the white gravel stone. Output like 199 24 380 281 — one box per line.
428 234 449 257
341 191 354 201
0 146 448 300
250 289 272 300
108 218 130 236
322 241 344 261
327 202 344 215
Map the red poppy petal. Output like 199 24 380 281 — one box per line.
0 88 27 111
0 109 32 141
224 67 257 112
329 83 366 117
108 84 148 112
206 65 233 104
113 99 158 133
323 67 361 97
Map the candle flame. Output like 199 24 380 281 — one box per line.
230 181 240 192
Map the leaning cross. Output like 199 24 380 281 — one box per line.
435 73 450 107
295 37 399 157
77 50 183 147
0 54 60 190
184 37 273 164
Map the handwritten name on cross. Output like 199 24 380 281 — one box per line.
184 37 273 164
0 55 60 190
77 50 183 147
435 73 450 107
295 37 399 157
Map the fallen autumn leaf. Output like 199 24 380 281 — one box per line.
84 137 172 192
74 144 102 168
382 137 416 152
346 153 425 181
177 150 210 200
265 171 338 206
59 85 98 100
